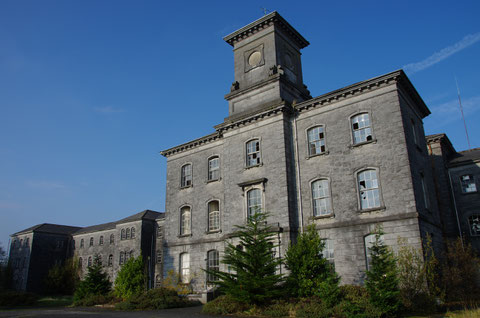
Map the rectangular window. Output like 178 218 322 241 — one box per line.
207 250 219 282
421 173 430 209
460 174 477 193
364 233 383 270
247 188 262 218
181 164 192 187
307 126 326 156
468 215 480 236
246 140 261 167
208 201 220 232
180 253 190 284
180 207 191 235
312 179 332 216
208 157 220 181
322 239 334 264
358 169 381 209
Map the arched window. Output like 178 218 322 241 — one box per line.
78 257 83 269
98 255 102 266
179 253 190 284
108 254 113 267
89 237 94 247
121 229 126 240
131 227 135 238
99 236 104 245
88 256 92 267
246 139 261 167
110 234 115 244
351 113 373 144
208 200 220 232
181 164 192 187
120 252 125 265
307 126 326 156
126 228 131 240
180 206 191 235
129 250 134 259
80 239 84 248
357 169 381 209
247 188 262 218
311 179 332 216
208 157 220 181
207 250 219 282
25 238 29 247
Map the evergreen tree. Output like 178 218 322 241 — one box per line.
114 255 146 299
74 255 111 301
207 212 284 305
365 227 400 317
285 224 340 306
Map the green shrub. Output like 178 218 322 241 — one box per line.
0 291 39 307
73 293 113 307
441 238 480 302
114 287 198 310
295 297 333 318
285 225 340 306
337 285 382 318
209 212 284 305
73 256 111 303
365 228 401 317
45 258 79 295
262 299 292 317
201 294 248 315
114 255 146 299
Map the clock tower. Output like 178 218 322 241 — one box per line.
223 11 312 119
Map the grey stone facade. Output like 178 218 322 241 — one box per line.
9 210 164 292
9 11 479 300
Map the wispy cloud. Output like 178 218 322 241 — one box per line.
403 32 480 75
427 95 480 126
93 106 125 114
26 180 67 190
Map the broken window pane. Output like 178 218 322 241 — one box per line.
352 113 373 144
307 126 326 156
358 170 380 209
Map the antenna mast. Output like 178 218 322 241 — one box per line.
455 77 471 150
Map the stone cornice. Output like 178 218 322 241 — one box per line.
294 70 430 118
215 101 292 133
223 11 309 49
160 132 222 158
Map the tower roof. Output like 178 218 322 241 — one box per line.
223 11 309 49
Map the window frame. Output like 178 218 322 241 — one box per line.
310 178 334 218
206 249 220 283
108 254 113 267
420 172 430 210
246 187 263 219
180 163 193 188
306 125 328 157
121 229 126 240
179 252 190 284
468 214 480 236
110 234 115 244
355 168 383 211
89 237 94 247
460 174 477 194
207 200 221 233
80 239 84 248
245 138 262 168
99 236 104 246
179 205 192 236
207 156 220 182
350 112 375 146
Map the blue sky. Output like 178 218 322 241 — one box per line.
1 0 479 250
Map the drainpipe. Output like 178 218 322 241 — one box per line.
447 170 464 247
292 112 304 233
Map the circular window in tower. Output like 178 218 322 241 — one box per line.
248 51 262 67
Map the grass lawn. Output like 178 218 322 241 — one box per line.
408 308 480 318
35 295 73 307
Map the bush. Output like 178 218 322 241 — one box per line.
159 270 192 296
262 299 292 317
73 293 114 307
45 258 79 295
202 294 248 315
365 228 401 317
295 297 333 318
337 285 382 318
285 225 340 306
440 238 480 302
0 291 38 307
114 255 146 299
115 287 198 310
396 236 439 313
73 256 111 303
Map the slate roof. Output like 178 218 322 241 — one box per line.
12 210 164 236
12 223 82 236
449 147 480 166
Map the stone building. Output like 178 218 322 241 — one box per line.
9 210 164 292
9 11 479 299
